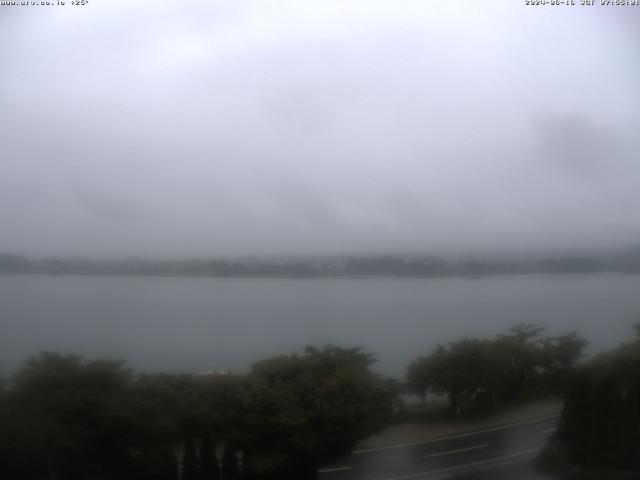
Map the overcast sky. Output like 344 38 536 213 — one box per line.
1 0 639 258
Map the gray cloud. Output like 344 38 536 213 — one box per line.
534 114 627 177
1 0 639 258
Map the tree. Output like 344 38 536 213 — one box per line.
8 352 136 479
553 326 640 471
494 323 547 399
406 324 588 415
197 432 215 480
182 437 197 480
541 332 588 392
418 340 506 414
406 355 435 402
243 346 393 478
1 346 395 480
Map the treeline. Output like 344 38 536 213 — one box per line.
0 346 393 480
544 324 640 474
0 324 628 479
406 324 587 415
2 249 640 277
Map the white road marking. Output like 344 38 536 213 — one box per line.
352 414 560 454
422 444 488 459
318 466 353 473
380 449 540 480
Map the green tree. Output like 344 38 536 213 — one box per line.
407 324 587 415
243 346 393 477
541 332 587 392
9 352 136 479
422 340 506 414
554 326 640 471
494 323 547 399
406 355 435 403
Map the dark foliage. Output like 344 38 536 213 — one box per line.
554 331 640 471
0 347 393 479
406 324 586 415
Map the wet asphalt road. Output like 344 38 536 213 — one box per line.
318 415 560 480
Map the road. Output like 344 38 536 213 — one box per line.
318 415 560 480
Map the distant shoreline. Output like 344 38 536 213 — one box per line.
1 251 639 279
1 269 639 281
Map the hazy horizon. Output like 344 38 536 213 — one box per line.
1 243 638 263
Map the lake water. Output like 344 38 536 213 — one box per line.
1 273 639 378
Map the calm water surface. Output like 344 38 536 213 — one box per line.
1 273 639 377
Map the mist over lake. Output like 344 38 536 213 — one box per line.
2 273 638 378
